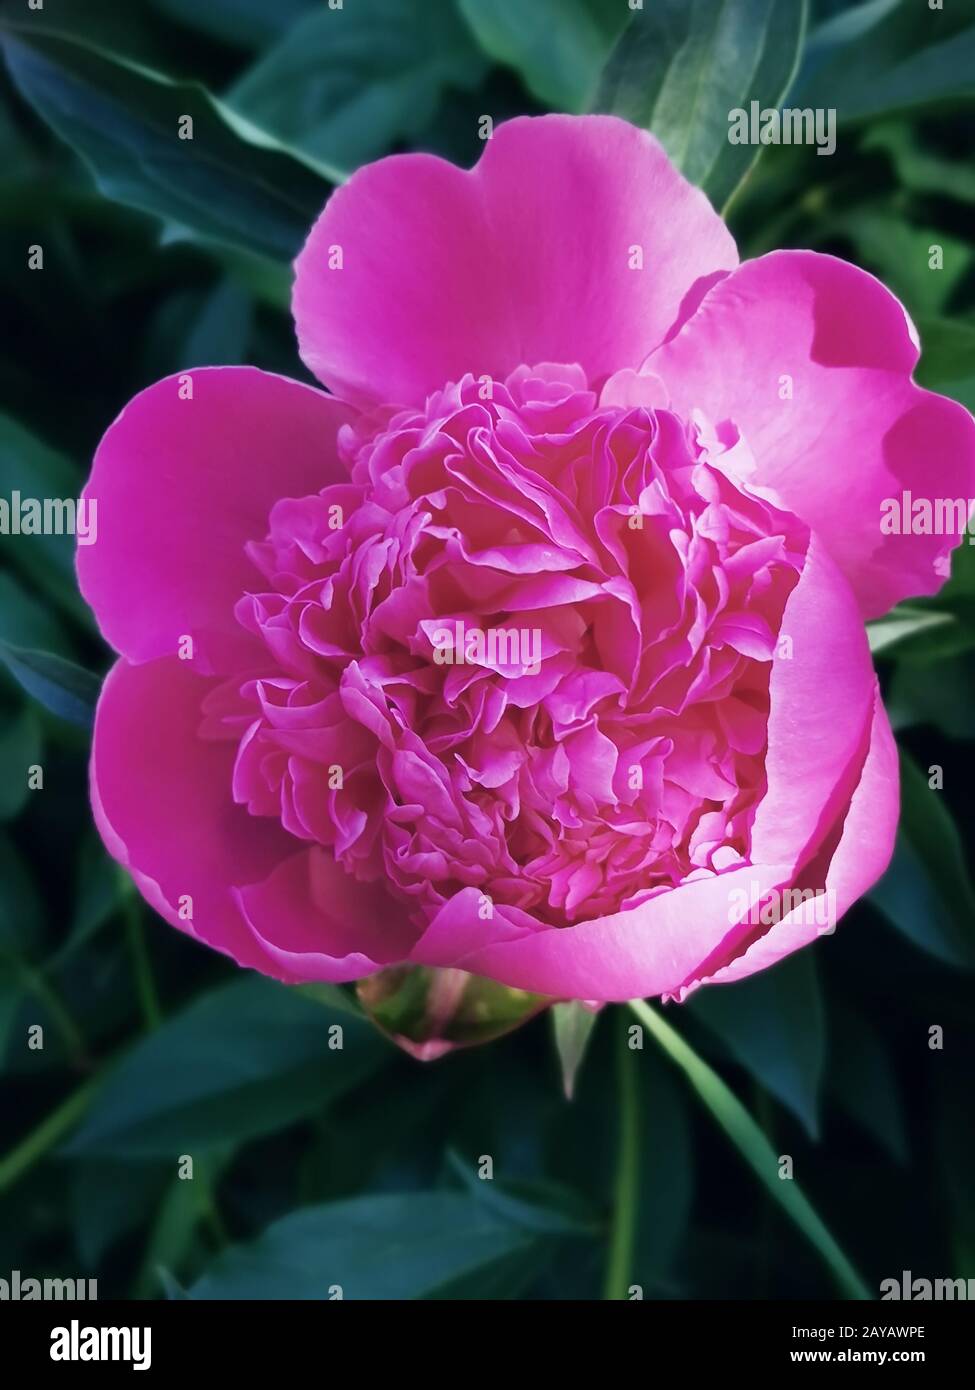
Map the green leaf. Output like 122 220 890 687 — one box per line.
0 0 189 56
181 278 253 367
0 573 76 661
445 1151 599 1236
688 951 826 1138
0 25 337 263
151 0 317 50
0 642 99 729
866 606 957 659
459 0 627 113
0 970 21 1061
796 0 975 123
595 0 809 210
0 412 89 626
937 1081 975 1278
887 651 975 740
915 315 975 415
869 748 975 969
864 121 975 207
55 839 130 965
189 1191 578 1299
0 706 41 821
629 999 869 1298
0 829 45 956
70 1159 168 1266
828 1005 908 1165
805 0 901 54
551 1001 599 1099
230 0 487 170
65 976 393 1157
134 1150 233 1297
0 1075 101 1195
295 981 364 1018
632 1050 692 1291
821 207 971 319
0 410 77 506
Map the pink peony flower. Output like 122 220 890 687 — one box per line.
79 116 975 1003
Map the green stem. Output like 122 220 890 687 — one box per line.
629 999 869 1300
0 1075 99 1193
133 1153 230 1298
603 1012 641 1300
123 890 162 1031
754 1082 774 1298
11 955 86 1061
201 1183 229 1249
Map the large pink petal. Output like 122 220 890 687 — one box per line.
683 685 898 993
236 849 417 984
293 114 737 408
651 250 975 618
749 534 875 869
78 368 357 673
408 866 794 1003
92 656 302 978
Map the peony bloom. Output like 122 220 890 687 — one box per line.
79 115 975 1004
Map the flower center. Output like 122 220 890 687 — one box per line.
203 364 808 929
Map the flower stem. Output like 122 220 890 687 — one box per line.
629 998 869 1299
603 1009 641 1300
0 1075 99 1194
123 889 162 1031
4 951 86 1062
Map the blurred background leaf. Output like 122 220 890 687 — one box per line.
65 977 393 1158
0 24 338 261
0 643 99 728
796 0 975 122
189 1190 589 1299
0 413 89 626
827 1004 908 1165
0 705 40 820
916 315 975 413
595 0 809 209
151 0 318 52
459 0 628 113
869 748 975 969
688 952 826 1138
229 0 488 169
